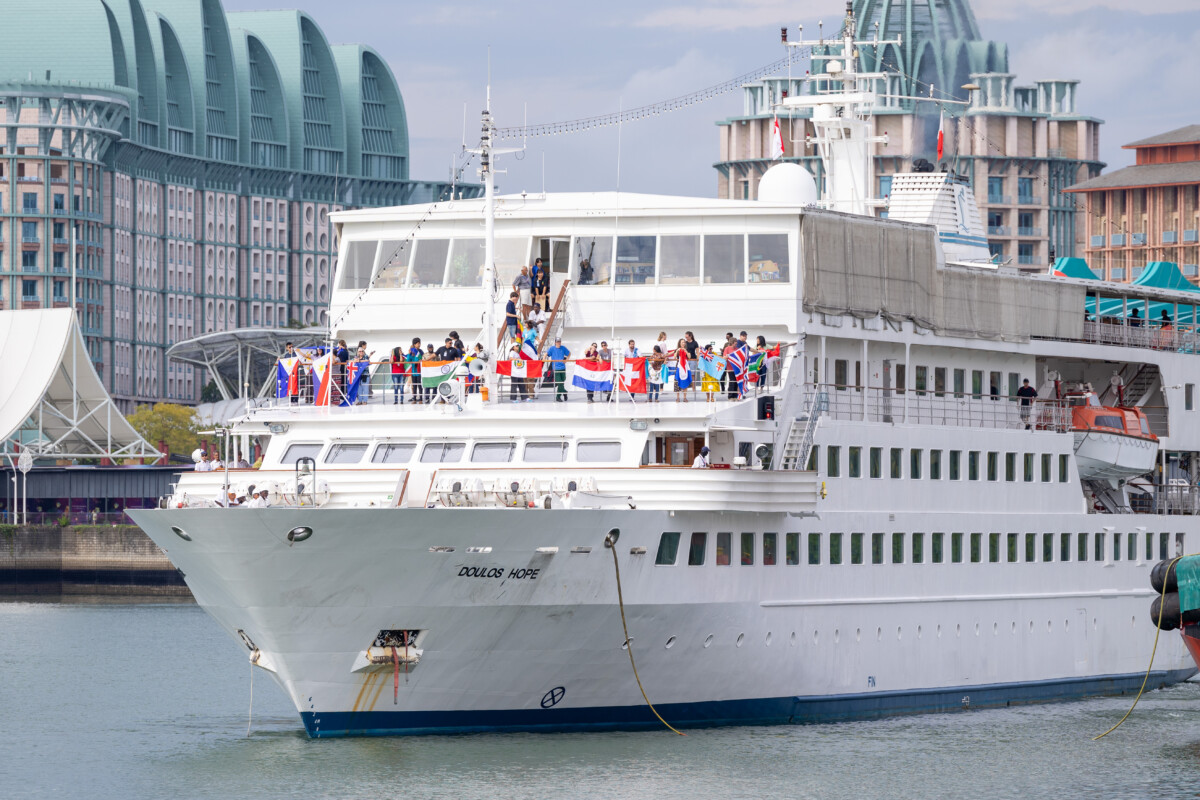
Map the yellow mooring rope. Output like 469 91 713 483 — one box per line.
605 529 686 736
1094 554 1186 740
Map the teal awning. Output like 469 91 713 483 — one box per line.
1054 257 1100 281
1133 261 1200 294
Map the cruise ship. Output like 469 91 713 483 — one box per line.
129 12 1199 736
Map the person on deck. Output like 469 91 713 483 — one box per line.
647 346 666 403
535 259 551 308
1017 378 1038 429
406 338 423 403
514 267 533 318
692 446 711 469
547 336 570 402
670 338 689 403
583 343 600 403
700 343 721 402
722 333 739 400
389 346 406 405
505 292 520 341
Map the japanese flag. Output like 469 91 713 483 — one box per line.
772 115 785 160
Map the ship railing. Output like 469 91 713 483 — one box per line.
1039 319 1200 354
1131 484 1200 515
0 510 134 526
807 384 1070 432
265 347 793 409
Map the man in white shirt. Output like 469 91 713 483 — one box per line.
194 451 213 472
692 446 711 469
210 450 224 470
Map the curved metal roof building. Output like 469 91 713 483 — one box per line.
0 1 472 410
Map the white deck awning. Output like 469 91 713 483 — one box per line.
0 309 159 459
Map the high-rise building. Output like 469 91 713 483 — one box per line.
1065 125 1200 282
0 0 474 411
714 0 1103 271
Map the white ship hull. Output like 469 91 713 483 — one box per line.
130 507 1195 736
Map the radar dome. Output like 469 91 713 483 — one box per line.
757 163 818 205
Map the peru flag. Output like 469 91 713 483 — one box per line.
496 359 544 379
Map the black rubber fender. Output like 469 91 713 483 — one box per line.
1151 559 1179 594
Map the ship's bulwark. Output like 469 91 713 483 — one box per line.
128 507 1194 737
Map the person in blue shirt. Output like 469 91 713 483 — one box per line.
406 338 423 403
546 336 571 402
505 292 519 341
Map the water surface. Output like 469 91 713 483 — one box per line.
2 601 1198 799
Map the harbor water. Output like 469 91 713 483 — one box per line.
3 600 1200 800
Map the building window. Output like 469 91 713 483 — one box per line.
1018 177 1034 203
987 176 1004 203
741 533 754 565
878 175 893 199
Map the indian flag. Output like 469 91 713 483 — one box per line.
421 360 458 388
496 359 544 379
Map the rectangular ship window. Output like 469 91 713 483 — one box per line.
1043 533 1054 562
1005 453 1016 482
808 533 821 565
655 532 681 565
870 447 882 478
716 532 732 566
1023 453 1034 482
987 452 998 481
1078 533 1089 562
578 441 622 462
848 447 862 478
910 449 923 479
827 446 841 477
688 532 707 566
1094 532 1105 563
324 443 368 464
372 442 416 463
915 365 927 395
420 442 466 463
989 533 1001 563
934 367 946 397
785 533 800 565
763 533 777 565
1128 532 1138 562
834 359 848 389
1025 533 1036 563
971 533 982 563
872 533 884 564
1061 533 1071 562
972 369 983 397
741 533 755 565
912 533 924 564
280 443 322 465
851 533 864 564
1059 454 1069 482
830 533 843 565
932 532 945 563
1041 453 1052 482
949 451 961 480
807 446 818 471
929 450 942 480
524 441 568 462
1161 532 1169 560
1146 533 1155 561
952 533 964 563
1007 533 1018 562
953 368 965 398
1113 533 1122 562
969 451 980 481
891 448 903 478
892 533 905 564
471 442 516 463
989 371 1002 398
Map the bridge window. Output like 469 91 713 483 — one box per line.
338 240 377 290
615 236 655 285
716 532 732 566
658 235 700 285
655 532 681 565
748 233 788 283
703 234 744 284
374 240 412 288
578 441 621 462
372 441 415 463
471 442 515 463
280 443 321 465
688 532 707 566
420 442 465 463
325 443 367 464
524 441 568 462
409 239 450 287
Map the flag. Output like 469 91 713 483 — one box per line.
275 357 299 398
618 357 647 393
746 352 765 384
520 339 539 361
571 359 613 392
767 343 781 359
311 354 333 406
699 352 726 380
726 347 748 378
421 360 457 388
772 114 785 160
674 350 692 389
496 359 544 379
936 108 945 161
340 361 370 406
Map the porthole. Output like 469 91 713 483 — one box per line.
703 634 714 648
287 526 313 543
765 631 773 646
736 633 745 648
170 525 191 541
664 636 676 649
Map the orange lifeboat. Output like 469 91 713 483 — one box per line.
1067 391 1158 481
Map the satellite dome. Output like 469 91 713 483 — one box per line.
757 163 818 205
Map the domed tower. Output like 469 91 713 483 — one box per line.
852 0 1008 103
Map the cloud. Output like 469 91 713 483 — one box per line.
638 0 846 31
974 0 1197 20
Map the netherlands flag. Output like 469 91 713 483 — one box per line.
497 359 544 379
675 350 692 389
571 359 613 392
275 357 299 398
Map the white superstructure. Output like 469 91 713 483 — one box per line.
130 9 1200 737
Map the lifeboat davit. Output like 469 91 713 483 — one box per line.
1068 391 1158 480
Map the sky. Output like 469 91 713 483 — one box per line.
222 0 1200 198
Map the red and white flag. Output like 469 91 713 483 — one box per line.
936 108 945 161
496 359 544 379
618 357 647 393
772 114 785 160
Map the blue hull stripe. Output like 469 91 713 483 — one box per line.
938 232 989 246
300 668 1195 737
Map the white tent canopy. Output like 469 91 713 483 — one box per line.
0 309 159 459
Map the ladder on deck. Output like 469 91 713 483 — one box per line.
780 391 827 470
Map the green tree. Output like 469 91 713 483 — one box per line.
200 380 221 403
126 403 200 458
